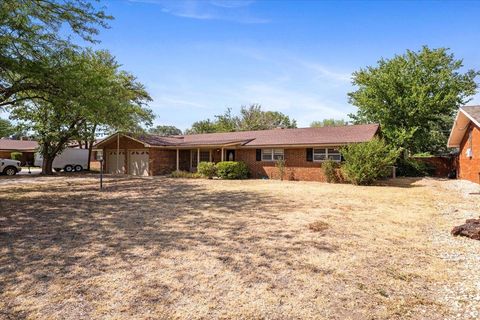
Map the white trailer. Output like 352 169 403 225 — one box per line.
35 148 89 172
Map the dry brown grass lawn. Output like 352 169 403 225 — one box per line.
0 175 478 319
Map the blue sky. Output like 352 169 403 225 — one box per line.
95 0 480 130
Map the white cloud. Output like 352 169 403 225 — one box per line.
209 0 254 8
238 83 352 126
128 0 269 23
295 60 352 83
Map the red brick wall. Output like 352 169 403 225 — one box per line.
97 138 337 182
236 148 327 181
0 151 11 159
458 122 480 184
149 149 177 175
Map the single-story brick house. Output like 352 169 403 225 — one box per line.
447 105 480 184
0 139 38 165
94 124 380 181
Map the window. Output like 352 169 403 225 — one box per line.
327 148 341 161
199 151 210 162
313 147 341 162
313 148 326 161
261 149 284 161
192 150 211 167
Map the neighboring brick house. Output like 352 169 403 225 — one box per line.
0 139 38 165
447 106 480 184
94 124 380 181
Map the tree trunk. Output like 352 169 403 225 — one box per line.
42 155 54 175
87 141 93 171
86 124 97 171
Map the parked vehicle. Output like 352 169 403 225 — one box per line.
0 158 22 176
34 149 89 172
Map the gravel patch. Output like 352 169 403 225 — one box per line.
429 179 480 320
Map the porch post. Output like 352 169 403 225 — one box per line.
221 148 224 162
116 133 120 174
176 148 179 171
197 148 200 166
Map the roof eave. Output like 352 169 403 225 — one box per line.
94 132 151 148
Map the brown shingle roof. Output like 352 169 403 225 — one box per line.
461 105 480 125
128 124 380 147
0 139 38 151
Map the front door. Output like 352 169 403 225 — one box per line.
226 149 235 161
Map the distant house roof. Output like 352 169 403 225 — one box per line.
95 124 380 148
0 139 38 152
447 105 480 148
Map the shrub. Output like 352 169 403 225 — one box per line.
322 159 341 183
396 158 435 177
275 159 286 181
215 161 248 179
10 152 22 161
197 161 217 179
340 138 400 185
170 170 202 179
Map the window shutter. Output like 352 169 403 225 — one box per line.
256 149 261 161
306 148 313 162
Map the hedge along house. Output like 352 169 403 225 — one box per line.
94 124 380 181
447 105 480 184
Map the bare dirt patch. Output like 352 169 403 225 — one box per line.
0 176 477 319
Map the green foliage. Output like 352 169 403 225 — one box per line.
148 125 182 136
0 118 14 137
185 119 218 134
237 104 297 131
322 160 341 183
10 152 22 161
348 46 479 154
412 152 433 158
186 104 296 134
275 159 286 181
0 0 111 107
310 119 347 127
10 49 153 174
396 158 435 177
340 138 401 185
215 161 249 179
197 162 217 179
170 170 202 179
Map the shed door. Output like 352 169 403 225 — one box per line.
107 150 126 174
129 150 149 176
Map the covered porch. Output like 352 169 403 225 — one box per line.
173 146 237 172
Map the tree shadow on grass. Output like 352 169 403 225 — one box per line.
374 177 425 188
0 176 337 319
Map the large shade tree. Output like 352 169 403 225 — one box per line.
0 0 111 107
11 49 153 174
149 125 182 136
348 46 479 154
186 104 297 134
